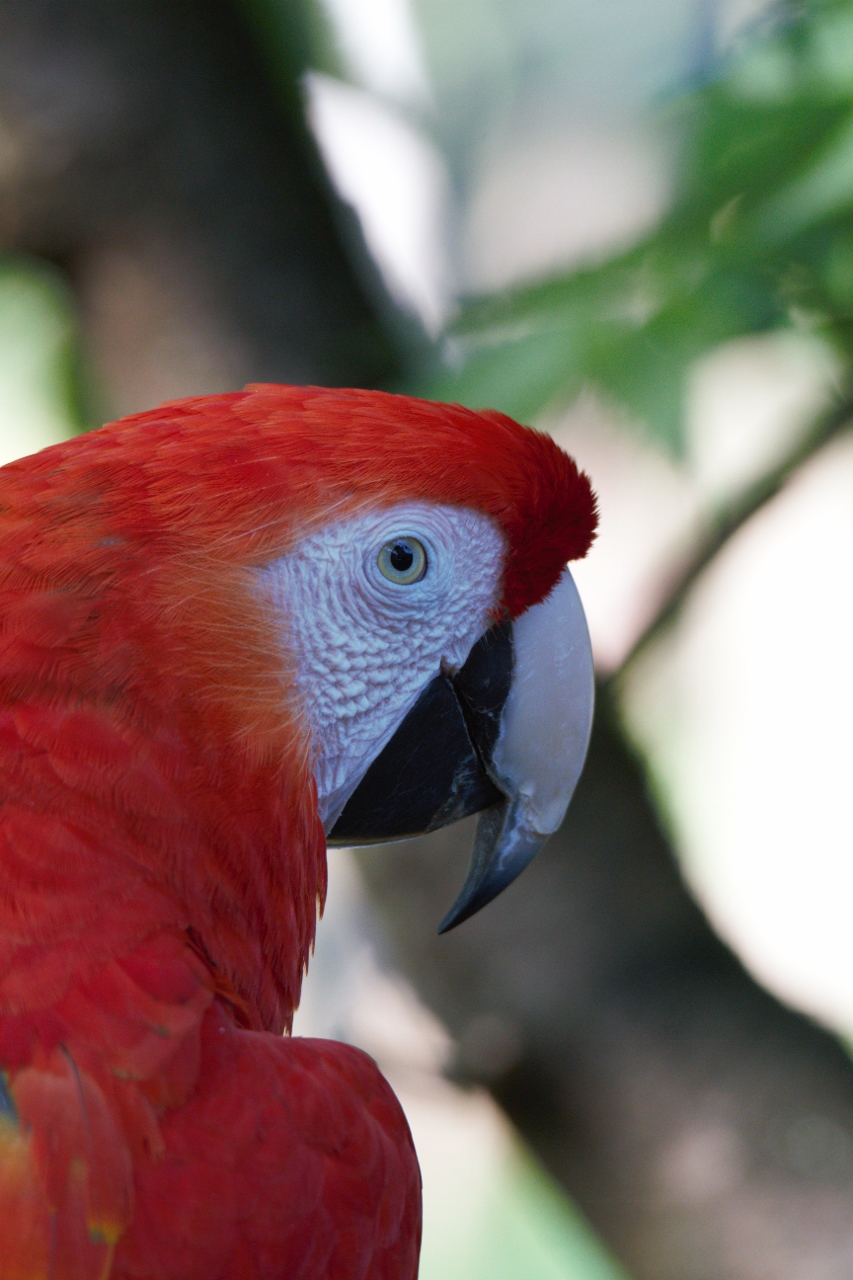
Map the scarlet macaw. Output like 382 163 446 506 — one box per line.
0 384 596 1279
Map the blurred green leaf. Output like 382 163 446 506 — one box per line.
428 0 853 453
235 0 354 123
0 257 85 464
419 1134 628 1280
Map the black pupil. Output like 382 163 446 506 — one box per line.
390 541 415 572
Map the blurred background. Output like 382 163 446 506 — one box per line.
1 0 853 1275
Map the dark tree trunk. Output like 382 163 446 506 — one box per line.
0 0 397 418
356 690 853 1280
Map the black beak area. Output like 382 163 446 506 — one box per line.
329 620 513 846
329 567 595 933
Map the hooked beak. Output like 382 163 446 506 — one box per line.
329 568 594 932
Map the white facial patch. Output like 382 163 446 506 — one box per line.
257 502 506 831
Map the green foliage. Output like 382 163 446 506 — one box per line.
430 0 853 452
0 256 86 461
419 1136 628 1280
234 0 342 119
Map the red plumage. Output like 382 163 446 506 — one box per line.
0 386 596 1278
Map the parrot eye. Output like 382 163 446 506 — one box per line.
377 537 427 585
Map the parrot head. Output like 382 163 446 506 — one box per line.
0 384 596 1024
240 385 598 931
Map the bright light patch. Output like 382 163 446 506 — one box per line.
462 126 670 293
546 394 703 674
622 432 853 1035
686 331 841 500
0 262 80 464
305 73 450 335
316 0 430 103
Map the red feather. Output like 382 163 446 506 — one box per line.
0 387 596 1276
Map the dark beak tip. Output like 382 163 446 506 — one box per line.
437 894 486 935
437 804 548 933
436 866 525 934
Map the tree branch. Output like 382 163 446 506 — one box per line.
612 373 853 682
